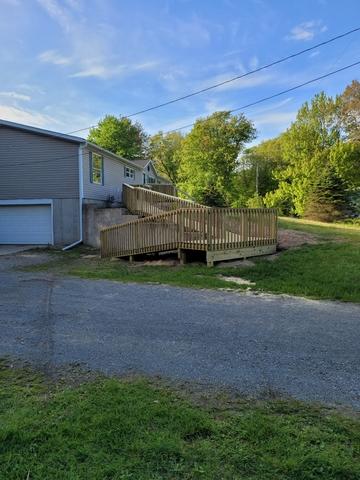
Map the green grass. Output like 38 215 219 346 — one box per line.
278 217 360 241
1 360 359 479
25 218 360 302
237 242 360 302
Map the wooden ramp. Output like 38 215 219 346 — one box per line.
101 184 277 266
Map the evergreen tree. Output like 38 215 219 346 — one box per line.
304 167 349 222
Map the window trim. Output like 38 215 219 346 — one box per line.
124 166 135 179
89 152 104 185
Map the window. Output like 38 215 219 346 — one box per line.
90 152 103 185
124 166 135 179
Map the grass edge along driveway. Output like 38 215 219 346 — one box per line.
1 359 359 480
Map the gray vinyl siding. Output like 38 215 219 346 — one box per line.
0 126 80 199
82 146 142 202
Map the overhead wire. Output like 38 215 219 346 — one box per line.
162 60 360 133
66 26 360 135
7 59 360 166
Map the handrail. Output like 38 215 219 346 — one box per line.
123 183 207 217
140 184 177 196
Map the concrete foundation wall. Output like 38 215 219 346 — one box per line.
53 198 80 245
83 203 138 248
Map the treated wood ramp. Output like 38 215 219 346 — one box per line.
100 185 277 266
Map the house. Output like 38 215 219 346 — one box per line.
130 159 159 184
0 119 167 247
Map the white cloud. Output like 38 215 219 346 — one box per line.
0 91 31 101
64 0 83 10
36 0 161 80
249 56 259 70
38 49 72 65
201 71 274 92
250 97 294 115
252 111 297 128
0 0 20 5
36 0 72 32
0 105 58 127
70 60 159 80
288 21 327 41
162 16 211 48
69 65 123 79
204 99 231 114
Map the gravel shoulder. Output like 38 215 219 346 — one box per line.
1 251 360 408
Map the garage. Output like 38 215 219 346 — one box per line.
0 203 53 244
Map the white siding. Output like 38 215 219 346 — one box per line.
82 147 142 202
143 162 158 183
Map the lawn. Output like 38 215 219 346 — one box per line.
27 217 360 302
1 360 359 480
278 217 360 241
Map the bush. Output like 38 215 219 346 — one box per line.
246 194 265 208
264 187 293 215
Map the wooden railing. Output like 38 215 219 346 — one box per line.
141 184 177 196
123 183 206 217
100 207 277 259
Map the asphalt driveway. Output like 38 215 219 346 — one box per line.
1 251 360 408
0 245 40 256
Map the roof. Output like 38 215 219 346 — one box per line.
130 159 151 169
85 142 143 170
0 118 142 170
131 158 160 177
0 118 85 144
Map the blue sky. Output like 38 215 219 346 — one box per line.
1 0 359 144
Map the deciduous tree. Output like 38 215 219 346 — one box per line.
340 79 360 142
88 115 148 160
148 131 183 184
178 111 256 206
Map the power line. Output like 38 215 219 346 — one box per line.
162 60 360 134
8 60 360 168
67 26 360 135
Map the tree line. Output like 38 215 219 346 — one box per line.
88 80 360 222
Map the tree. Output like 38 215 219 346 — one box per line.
148 131 183 183
265 92 342 215
329 141 360 190
177 111 256 206
233 136 285 207
88 115 148 160
340 80 360 142
304 166 349 222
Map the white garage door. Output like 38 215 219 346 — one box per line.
0 204 52 244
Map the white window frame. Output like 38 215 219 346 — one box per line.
124 166 135 179
90 152 104 185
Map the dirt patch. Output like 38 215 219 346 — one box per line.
136 258 180 267
278 229 320 249
216 259 255 268
218 275 255 286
